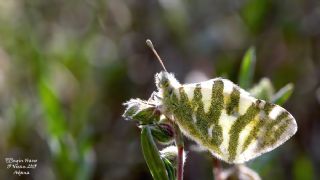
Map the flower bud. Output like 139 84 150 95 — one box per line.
160 146 186 167
151 123 174 144
221 164 261 180
122 98 160 124
250 78 274 101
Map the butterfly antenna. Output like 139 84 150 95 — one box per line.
146 39 167 72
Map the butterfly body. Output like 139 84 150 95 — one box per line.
155 71 297 164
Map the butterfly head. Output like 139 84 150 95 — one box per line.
155 71 180 90
154 71 181 114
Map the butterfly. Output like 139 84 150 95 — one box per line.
126 40 297 164
154 71 297 163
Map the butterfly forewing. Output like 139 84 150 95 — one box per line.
170 78 297 163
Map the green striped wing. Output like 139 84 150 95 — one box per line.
169 78 297 164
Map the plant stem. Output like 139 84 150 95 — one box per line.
177 146 183 180
174 123 184 180
213 158 222 180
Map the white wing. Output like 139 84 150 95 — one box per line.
171 78 297 163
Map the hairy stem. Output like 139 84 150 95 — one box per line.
174 123 184 180
213 158 222 180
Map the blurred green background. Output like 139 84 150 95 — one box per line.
0 0 319 179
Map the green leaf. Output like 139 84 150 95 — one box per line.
238 47 256 90
271 83 294 105
162 158 176 180
38 78 67 139
141 126 169 180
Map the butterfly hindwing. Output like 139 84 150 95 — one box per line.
170 78 297 163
